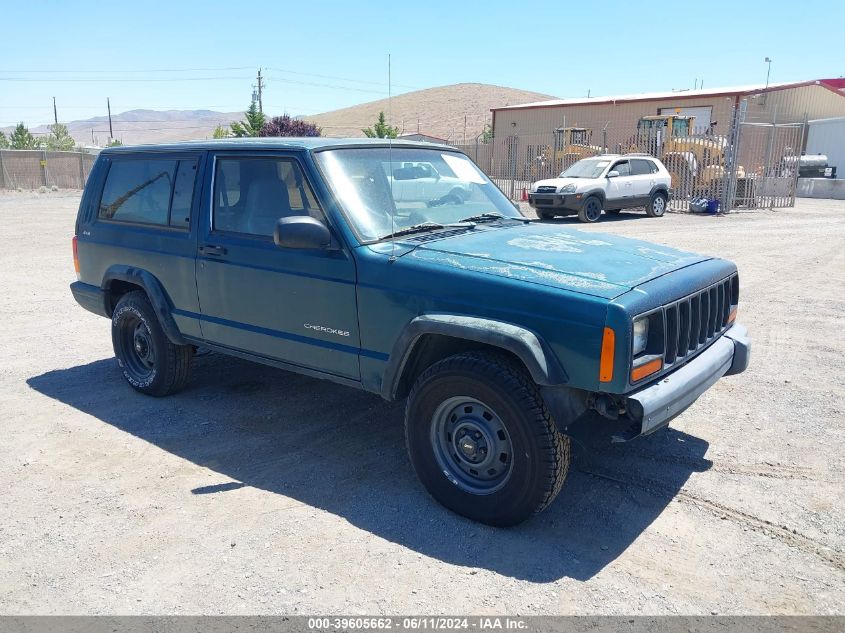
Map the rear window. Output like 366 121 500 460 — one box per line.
99 158 198 228
631 159 658 175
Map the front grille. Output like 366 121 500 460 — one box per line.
662 274 738 366
535 186 558 193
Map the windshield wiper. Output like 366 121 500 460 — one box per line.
457 212 505 223
378 222 445 240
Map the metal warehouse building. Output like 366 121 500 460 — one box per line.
478 78 845 210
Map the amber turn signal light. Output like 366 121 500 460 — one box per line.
599 327 615 382
631 358 663 383
727 306 737 323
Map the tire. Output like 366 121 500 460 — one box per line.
537 209 556 220
405 351 570 526
577 196 603 223
111 291 194 396
646 191 668 217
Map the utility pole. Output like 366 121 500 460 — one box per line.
256 69 264 114
53 97 58 125
107 98 114 141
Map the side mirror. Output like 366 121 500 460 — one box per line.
273 216 332 250
607 170 620 178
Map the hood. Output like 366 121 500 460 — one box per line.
406 223 709 299
533 177 587 190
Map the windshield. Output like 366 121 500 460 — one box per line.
314 147 523 242
559 158 611 179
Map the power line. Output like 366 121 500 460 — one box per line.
0 66 254 73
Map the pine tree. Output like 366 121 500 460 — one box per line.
10 123 39 149
230 102 265 138
362 111 399 139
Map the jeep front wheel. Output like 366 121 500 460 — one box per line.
577 196 603 223
405 351 570 526
111 290 194 396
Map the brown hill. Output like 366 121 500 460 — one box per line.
2 84 557 147
304 83 558 142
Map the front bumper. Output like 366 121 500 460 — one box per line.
528 192 582 212
625 323 751 436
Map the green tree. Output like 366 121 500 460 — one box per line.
44 123 76 151
362 111 399 139
106 139 122 147
230 102 265 138
481 123 493 143
0 131 8 149
9 122 39 149
212 124 230 139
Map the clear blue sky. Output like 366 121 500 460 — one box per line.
1 0 842 127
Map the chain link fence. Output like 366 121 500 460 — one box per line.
0 150 98 190
454 99 809 212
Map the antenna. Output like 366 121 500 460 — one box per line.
388 53 396 262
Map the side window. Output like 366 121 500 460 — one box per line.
99 157 198 228
631 159 653 176
169 159 198 227
99 159 176 225
213 157 325 238
612 160 631 177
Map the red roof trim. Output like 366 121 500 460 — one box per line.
491 79 845 113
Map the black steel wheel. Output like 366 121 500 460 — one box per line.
577 196 603 223
430 396 514 494
405 351 570 526
111 291 194 396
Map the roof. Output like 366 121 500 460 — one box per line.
101 136 455 154
493 79 845 112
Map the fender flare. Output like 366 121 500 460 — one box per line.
581 188 606 205
382 314 568 400
648 183 670 199
101 265 187 345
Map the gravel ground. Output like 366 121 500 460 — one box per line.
0 190 843 615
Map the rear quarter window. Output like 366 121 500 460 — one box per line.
99 157 198 228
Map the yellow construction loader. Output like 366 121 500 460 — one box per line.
553 127 604 171
630 115 741 198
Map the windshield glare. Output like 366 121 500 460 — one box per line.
559 159 611 179
315 148 523 242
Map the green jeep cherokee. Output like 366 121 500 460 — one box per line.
71 138 750 526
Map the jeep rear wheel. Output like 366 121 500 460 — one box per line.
646 191 668 217
577 196 603 223
111 291 193 396
405 351 570 526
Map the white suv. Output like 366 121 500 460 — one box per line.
528 155 671 223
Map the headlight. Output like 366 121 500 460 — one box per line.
560 184 576 193
632 318 649 356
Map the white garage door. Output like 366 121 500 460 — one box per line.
659 106 713 133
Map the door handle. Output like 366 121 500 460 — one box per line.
199 244 227 256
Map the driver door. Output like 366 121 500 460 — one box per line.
606 159 632 205
195 152 361 380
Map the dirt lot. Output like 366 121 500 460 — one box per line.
0 190 843 615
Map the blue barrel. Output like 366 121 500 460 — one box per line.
707 199 721 214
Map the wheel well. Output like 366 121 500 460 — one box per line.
105 279 144 316
395 334 526 399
